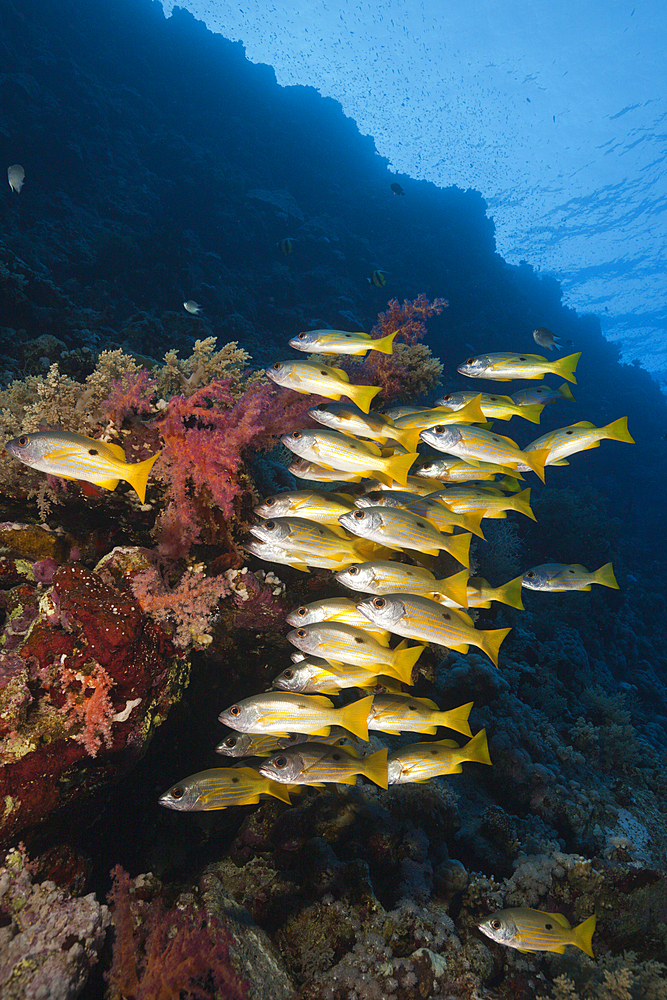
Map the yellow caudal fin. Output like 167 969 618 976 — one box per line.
338 695 373 740
362 748 389 788
124 449 163 503
444 531 471 568
462 728 492 766
552 351 581 384
439 701 473 737
594 562 619 589
460 510 485 539
496 575 525 609
436 568 470 608
382 449 419 486
392 640 426 684
521 448 548 483
517 403 544 424
480 626 511 668
603 416 634 444
511 487 536 521
573 914 596 958
371 331 397 355
347 383 381 414
557 381 576 401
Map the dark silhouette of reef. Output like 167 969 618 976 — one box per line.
0 1 666 998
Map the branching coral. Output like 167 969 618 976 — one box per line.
130 559 231 650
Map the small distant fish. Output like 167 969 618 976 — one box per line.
5 430 161 503
510 382 575 406
266 359 380 413
287 621 424 685
339 506 472 565
368 269 389 287
290 329 397 356
435 391 543 425
356 592 510 667
388 729 491 784
522 562 619 592
532 327 561 351
478 908 596 957
7 164 25 193
158 766 293 810
260 742 389 788
457 352 581 383
281 428 418 488
522 417 634 466
390 182 405 195
368 693 473 736
218 691 373 741
277 237 294 255
335 561 470 608
183 300 202 314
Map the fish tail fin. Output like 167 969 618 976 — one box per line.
518 403 544 424
393 641 425 683
553 352 581 384
440 701 473 737
372 331 397 355
573 914 596 958
496 575 525 609
338 695 372 740
394 428 422 453
603 416 634 444
521 449 548 483
594 562 619 589
348 384 381 414
461 511 485 539
498 474 523 491
480 626 511 668
512 487 536 520
463 728 492 766
445 531 471 568
125 450 162 503
362 748 389 788
382 450 419 486
557 382 576 401
436 568 470 608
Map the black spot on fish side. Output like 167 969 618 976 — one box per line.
545 922 553 930
332 752 342 760
354 637 366 644
88 448 98 455
231 776 240 784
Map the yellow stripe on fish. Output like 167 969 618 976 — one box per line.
254 490 357 524
266 359 380 412
429 486 536 521
339 506 472 565
281 428 418 487
273 659 401 695
290 328 397 355
286 597 392 642
523 416 634 465
354 490 486 538
419 424 548 482
335 561 470 609
218 691 374 741
522 562 619 592
478 908 596 957
435 390 544 424
414 456 524 484
391 396 487 451
387 729 491 783
158 766 294 810
368 693 473 736
356 592 510 667
260 742 389 788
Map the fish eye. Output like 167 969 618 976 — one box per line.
229 705 241 717
17 435 28 447
490 919 501 930
264 520 276 530
526 571 535 578
170 785 185 799
348 566 359 575
421 462 433 471
272 362 282 370
264 497 276 506
296 607 308 616
353 510 366 519
298 332 307 339
291 431 302 439
296 629 306 638
442 395 451 401
434 426 444 433
224 736 238 747
283 668 294 679
373 598 386 608
466 357 475 364
273 755 288 768
316 403 328 411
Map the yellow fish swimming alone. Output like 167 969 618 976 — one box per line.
478 907 596 957
457 352 581 383
289 328 397 355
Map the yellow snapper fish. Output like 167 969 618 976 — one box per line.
478 908 596 957
339 506 472 566
288 458 365 483
368 693 473 737
356 592 510 667
287 622 424 685
387 728 491 784
254 490 357 526
419 424 548 482
335 561 470 609
414 456 524 485
250 515 358 554
158 766 293 810
216 728 360 756
289 328 397 355
510 382 575 406
522 417 634 466
286 597 392 642
281 428 418 487
308 400 411 450
354 490 485 538
522 562 619 592
5 430 162 503
352 474 449 496
266 359 379 413
435 390 543 424
390 397 487 452
273 659 401 695
260 742 389 788
457 351 581 383
218 691 373 740
245 536 375 573
428 486 536 521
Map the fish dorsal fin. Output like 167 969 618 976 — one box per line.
412 696 440 710
332 367 350 382
308 695 335 709
104 441 128 461
569 421 596 429
544 911 572 930
435 738 459 747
